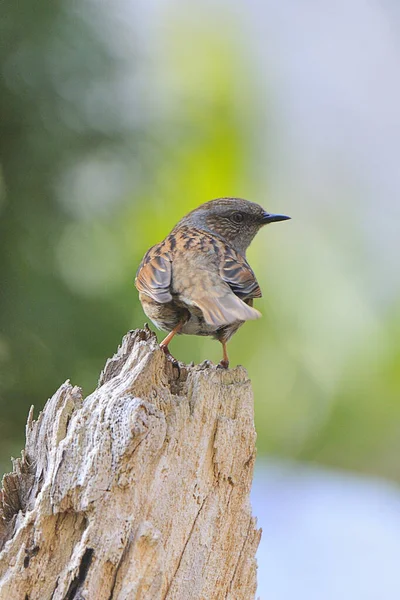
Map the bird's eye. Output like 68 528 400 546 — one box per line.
231 212 244 224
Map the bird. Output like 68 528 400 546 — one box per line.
135 197 290 369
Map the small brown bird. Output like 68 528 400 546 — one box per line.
135 197 290 368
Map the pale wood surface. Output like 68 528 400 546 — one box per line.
0 327 261 599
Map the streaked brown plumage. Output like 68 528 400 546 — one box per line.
135 197 290 368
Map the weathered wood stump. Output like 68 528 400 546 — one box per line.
0 327 261 599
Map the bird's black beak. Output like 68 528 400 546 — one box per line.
261 212 291 224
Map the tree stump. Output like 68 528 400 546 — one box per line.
0 327 261 599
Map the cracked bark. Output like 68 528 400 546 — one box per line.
0 327 261 600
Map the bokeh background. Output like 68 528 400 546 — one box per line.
1 1 400 597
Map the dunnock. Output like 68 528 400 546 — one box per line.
135 197 290 368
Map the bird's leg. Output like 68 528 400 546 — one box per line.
160 322 183 365
219 341 229 369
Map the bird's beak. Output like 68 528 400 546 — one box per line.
262 212 291 224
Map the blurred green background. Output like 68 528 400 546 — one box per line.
1 0 400 487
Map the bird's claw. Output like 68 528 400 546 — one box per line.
217 359 229 370
160 344 181 378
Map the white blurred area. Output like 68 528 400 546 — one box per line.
253 462 400 600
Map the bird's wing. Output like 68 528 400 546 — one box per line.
190 285 261 327
190 245 262 326
220 245 262 299
135 243 173 304
179 267 261 328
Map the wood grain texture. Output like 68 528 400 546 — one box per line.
0 327 261 599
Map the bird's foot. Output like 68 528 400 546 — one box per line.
160 344 181 378
160 343 171 357
217 359 229 370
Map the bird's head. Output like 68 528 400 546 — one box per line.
176 197 290 256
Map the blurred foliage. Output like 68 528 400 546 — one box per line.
0 0 146 468
1 0 400 483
